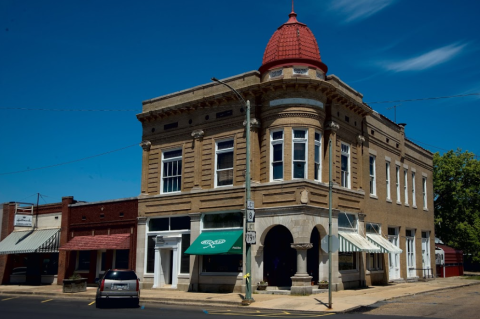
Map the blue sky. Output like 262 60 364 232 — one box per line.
1 0 479 205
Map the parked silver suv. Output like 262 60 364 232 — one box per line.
96 269 140 308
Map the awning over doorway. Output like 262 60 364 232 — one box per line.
338 231 381 253
59 234 130 251
0 228 60 255
367 234 403 254
185 230 243 255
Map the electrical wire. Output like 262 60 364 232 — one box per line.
0 107 139 112
0 144 138 176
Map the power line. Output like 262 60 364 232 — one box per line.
0 144 138 176
0 107 139 112
367 92 480 105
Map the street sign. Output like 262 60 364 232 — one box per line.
246 223 255 231
247 200 254 210
246 231 256 244
247 209 255 222
321 235 339 253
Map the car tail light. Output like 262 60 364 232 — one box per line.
100 279 105 291
136 279 139 291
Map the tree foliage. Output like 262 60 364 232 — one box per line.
434 149 480 262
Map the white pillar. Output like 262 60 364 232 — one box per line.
153 247 161 288
172 247 179 288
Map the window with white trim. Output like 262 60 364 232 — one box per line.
292 129 307 179
386 162 391 200
369 155 376 195
338 213 357 232
314 132 322 181
293 67 308 75
341 143 350 188
162 149 182 193
412 172 416 207
215 139 234 187
270 130 284 181
404 169 409 205
422 177 427 209
396 166 401 202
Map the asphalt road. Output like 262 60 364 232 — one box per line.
355 283 480 319
0 295 433 319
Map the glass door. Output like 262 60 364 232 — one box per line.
388 227 400 280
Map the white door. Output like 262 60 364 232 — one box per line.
388 227 400 280
422 232 431 278
406 229 416 278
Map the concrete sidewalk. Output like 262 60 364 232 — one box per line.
0 277 479 313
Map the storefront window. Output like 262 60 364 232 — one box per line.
146 235 155 273
338 252 357 271
42 253 59 275
338 213 357 230
77 251 90 271
367 253 383 271
203 212 243 229
149 216 190 231
180 234 190 274
115 250 129 269
202 255 242 273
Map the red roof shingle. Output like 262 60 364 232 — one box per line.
60 234 130 251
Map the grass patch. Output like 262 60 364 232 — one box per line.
463 276 480 280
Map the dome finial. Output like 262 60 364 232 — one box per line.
288 0 298 22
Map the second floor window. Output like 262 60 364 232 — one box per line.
292 129 307 179
314 132 322 181
404 169 409 205
271 130 284 180
162 149 182 193
216 139 234 187
369 155 376 195
396 166 401 202
423 177 427 209
341 143 350 188
412 172 416 207
386 162 391 200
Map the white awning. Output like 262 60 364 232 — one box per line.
338 231 381 253
367 234 403 254
0 229 60 255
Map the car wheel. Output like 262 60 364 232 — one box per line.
133 298 140 308
95 298 102 308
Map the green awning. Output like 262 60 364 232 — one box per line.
185 230 243 255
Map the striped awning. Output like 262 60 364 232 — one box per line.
338 231 381 253
367 234 403 254
0 228 61 255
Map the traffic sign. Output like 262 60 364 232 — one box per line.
247 200 254 210
247 209 255 222
321 235 339 253
246 223 255 231
246 231 256 244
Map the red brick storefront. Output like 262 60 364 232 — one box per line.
57 197 138 285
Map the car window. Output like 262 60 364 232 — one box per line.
104 271 137 280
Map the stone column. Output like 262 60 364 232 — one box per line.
290 243 313 295
140 141 151 195
357 135 365 190
191 130 204 190
135 217 147 286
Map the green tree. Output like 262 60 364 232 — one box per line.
434 149 480 262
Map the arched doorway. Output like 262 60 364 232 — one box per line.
263 225 296 287
307 227 320 284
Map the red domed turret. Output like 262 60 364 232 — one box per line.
259 4 328 74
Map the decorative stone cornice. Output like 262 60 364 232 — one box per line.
140 140 151 151
357 135 365 145
243 118 261 129
262 113 323 123
325 121 340 133
191 129 205 140
291 243 313 250
137 217 147 225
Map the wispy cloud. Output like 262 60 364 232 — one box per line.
328 0 396 23
381 43 468 72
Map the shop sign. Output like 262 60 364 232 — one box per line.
14 215 32 227
201 239 225 249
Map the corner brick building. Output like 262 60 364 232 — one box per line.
134 8 435 294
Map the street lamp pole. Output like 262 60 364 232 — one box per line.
211 77 253 302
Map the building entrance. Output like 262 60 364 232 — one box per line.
263 225 296 287
307 227 320 284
